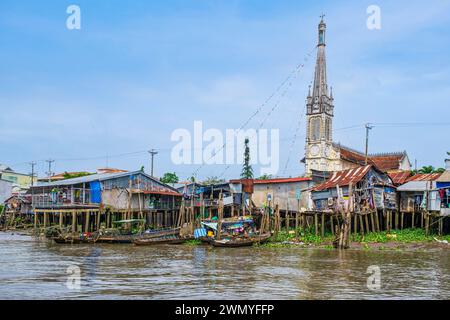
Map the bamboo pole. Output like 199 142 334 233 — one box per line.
85 211 90 232
217 194 224 240
364 214 369 234
359 214 364 236
321 213 325 238
72 210 76 233
401 212 404 230
370 212 375 233
314 213 318 237
330 215 334 236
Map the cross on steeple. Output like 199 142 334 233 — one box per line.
320 13 325 21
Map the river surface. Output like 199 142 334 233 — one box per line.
0 232 448 299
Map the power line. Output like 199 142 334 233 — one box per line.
191 46 317 179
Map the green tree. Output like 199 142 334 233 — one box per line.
140 166 145 172
160 172 179 184
202 176 225 185
258 174 272 180
63 172 93 180
241 138 254 179
416 166 445 174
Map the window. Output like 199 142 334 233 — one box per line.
325 118 331 141
310 117 321 141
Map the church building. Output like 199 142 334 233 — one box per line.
303 18 411 176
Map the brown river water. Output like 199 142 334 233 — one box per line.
0 232 448 300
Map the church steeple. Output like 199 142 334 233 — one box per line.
304 17 337 175
311 16 329 106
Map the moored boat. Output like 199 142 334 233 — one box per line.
133 235 193 246
210 232 271 248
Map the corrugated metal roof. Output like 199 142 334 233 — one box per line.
254 177 312 184
33 170 175 191
406 173 442 182
397 181 437 192
313 165 372 191
388 171 412 185
334 144 406 171
437 171 450 182
0 164 13 172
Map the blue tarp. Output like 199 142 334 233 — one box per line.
194 228 207 239
437 182 450 189
90 181 102 204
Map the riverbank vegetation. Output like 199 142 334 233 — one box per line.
257 228 450 248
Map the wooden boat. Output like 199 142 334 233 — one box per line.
140 227 181 239
133 235 193 246
211 232 272 248
52 232 99 244
95 219 145 244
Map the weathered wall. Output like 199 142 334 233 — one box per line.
0 180 13 204
102 189 129 210
0 172 35 189
252 181 312 211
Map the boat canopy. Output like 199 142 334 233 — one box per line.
112 219 146 224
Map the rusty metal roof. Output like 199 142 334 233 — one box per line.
334 144 407 172
254 177 312 184
388 171 412 185
313 165 372 191
406 173 442 182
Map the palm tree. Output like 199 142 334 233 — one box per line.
417 165 445 174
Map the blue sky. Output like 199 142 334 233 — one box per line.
0 0 449 180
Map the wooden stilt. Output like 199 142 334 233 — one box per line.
43 212 47 229
72 210 76 233
321 213 325 238
401 212 404 230
420 212 423 229
85 211 90 232
412 212 415 228
370 212 375 233
314 213 318 236
375 211 380 232
359 214 364 236
330 215 334 236
364 214 369 234
395 211 398 230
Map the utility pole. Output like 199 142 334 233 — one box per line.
45 159 55 182
365 123 374 165
29 162 36 186
148 149 158 177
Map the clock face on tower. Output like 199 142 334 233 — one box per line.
310 145 320 157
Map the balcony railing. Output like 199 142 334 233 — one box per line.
31 189 93 208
